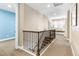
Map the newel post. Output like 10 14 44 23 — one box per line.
36 32 40 56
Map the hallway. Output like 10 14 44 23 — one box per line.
42 34 73 56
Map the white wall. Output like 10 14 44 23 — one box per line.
17 4 25 47
24 4 48 31
17 4 48 47
70 4 79 55
64 10 71 39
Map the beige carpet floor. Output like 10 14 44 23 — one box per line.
42 34 73 56
0 34 73 56
0 39 32 56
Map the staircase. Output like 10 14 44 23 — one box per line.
23 29 56 56
40 37 54 50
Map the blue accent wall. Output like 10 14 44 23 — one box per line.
0 9 15 39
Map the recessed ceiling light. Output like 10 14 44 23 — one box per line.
8 5 12 8
47 4 50 7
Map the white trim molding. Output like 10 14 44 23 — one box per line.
40 38 56 56
16 39 56 56
15 3 19 49
69 39 79 56
0 37 15 41
70 42 79 56
70 43 75 56
17 46 36 56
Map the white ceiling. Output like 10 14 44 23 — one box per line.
0 3 74 19
27 3 74 19
0 3 16 13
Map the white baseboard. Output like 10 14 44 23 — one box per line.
70 44 75 56
70 42 79 56
69 40 77 56
16 38 56 56
17 46 36 56
0 37 15 41
40 38 56 56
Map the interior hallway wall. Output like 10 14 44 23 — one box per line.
24 4 48 31
70 4 79 55
17 4 49 47
17 4 25 46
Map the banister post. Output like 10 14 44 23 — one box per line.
36 32 40 56
54 30 56 38
49 30 51 38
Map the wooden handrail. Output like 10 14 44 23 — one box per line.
23 29 56 56
23 30 39 33
23 29 55 33
56 30 65 32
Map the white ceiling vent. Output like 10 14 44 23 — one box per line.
53 3 63 7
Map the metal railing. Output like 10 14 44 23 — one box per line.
23 30 55 56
